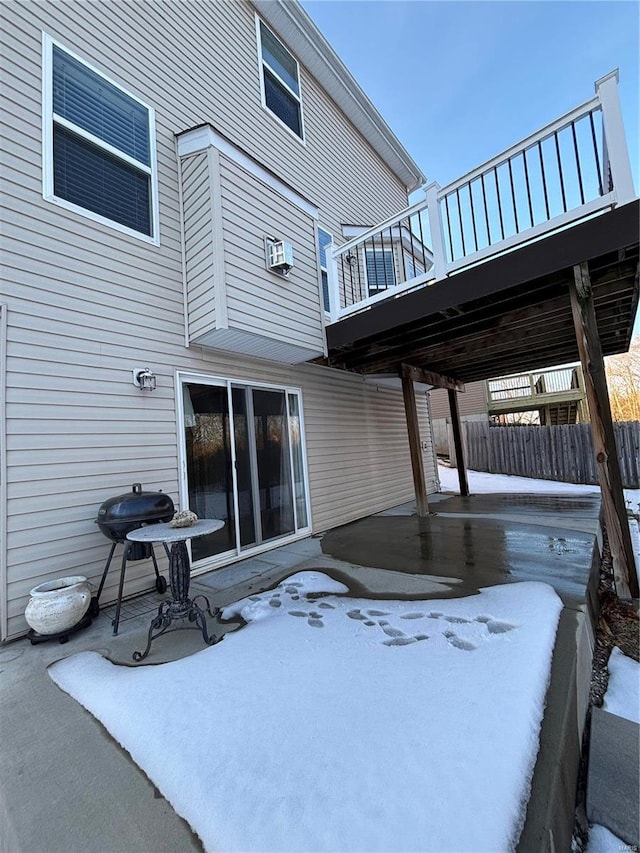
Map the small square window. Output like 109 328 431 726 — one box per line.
43 36 158 241
257 20 304 140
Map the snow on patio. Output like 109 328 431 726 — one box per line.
50 572 563 852
438 463 639 509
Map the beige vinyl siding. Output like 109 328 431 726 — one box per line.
1 1 428 640
219 156 323 353
4 348 437 638
428 382 489 419
301 368 436 530
182 152 216 339
6 0 408 234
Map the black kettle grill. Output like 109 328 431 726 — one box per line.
94 483 175 634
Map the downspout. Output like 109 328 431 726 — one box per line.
0 304 8 640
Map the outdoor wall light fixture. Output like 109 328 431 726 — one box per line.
132 367 157 391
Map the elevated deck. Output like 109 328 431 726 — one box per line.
487 366 587 424
319 71 638 597
321 72 638 385
325 201 638 382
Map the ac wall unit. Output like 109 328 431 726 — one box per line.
266 239 294 276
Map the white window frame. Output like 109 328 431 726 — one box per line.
318 226 332 316
255 16 306 144
42 33 160 245
363 246 396 294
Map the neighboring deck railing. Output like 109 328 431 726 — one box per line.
326 71 636 323
486 366 585 413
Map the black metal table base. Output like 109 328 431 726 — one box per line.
132 595 219 661
132 540 219 662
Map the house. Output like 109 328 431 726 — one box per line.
0 0 438 640
2 1 638 640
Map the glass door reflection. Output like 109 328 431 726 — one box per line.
183 383 236 562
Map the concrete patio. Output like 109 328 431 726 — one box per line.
0 489 601 853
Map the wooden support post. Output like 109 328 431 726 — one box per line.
448 389 469 496
570 262 638 599
401 373 429 517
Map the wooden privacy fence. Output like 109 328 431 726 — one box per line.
462 421 640 488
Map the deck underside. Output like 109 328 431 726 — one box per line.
324 200 639 384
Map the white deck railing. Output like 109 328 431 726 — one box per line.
326 71 635 324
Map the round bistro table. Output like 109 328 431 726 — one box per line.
126 519 224 661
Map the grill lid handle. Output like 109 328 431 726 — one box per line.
132 483 142 494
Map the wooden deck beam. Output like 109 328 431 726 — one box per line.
570 262 638 599
401 363 465 392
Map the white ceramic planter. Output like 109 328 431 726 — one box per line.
25 576 91 635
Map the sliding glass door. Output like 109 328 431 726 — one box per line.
252 388 295 541
182 383 236 563
180 376 310 566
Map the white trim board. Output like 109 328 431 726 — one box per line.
176 125 319 220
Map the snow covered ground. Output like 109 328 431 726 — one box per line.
602 647 640 725
437 464 639 513
50 572 563 853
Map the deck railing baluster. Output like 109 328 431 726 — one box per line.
480 173 491 244
468 181 479 252
571 121 586 205
507 157 519 234
494 167 506 241
417 209 428 269
522 148 535 228
554 132 568 213
538 140 551 220
455 187 466 258
444 193 455 262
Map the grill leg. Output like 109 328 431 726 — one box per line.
96 542 117 602
112 542 131 636
150 545 161 580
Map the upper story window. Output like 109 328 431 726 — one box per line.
318 228 332 313
257 20 304 140
365 247 396 294
42 35 159 242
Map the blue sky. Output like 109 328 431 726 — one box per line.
302 1 639 192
